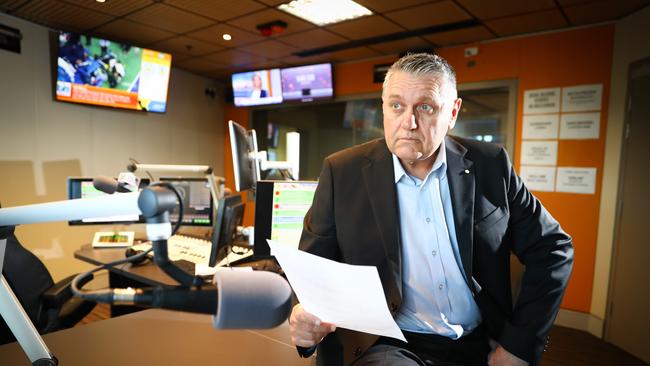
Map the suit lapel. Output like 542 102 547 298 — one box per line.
445 136 475 288
362 140 401 298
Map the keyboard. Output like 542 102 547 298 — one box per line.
131 235 252 266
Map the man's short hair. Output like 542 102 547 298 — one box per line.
383 53 457 96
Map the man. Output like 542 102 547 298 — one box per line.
289 53 573 366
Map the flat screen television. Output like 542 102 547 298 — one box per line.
231 68 283 107
280 63 333 102
55 31 172 113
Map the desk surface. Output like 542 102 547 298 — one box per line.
75 244 179 286
0 309 312 365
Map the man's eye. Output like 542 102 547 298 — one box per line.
391 102 401 110
419 104 432 112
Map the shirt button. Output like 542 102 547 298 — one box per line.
438 283 444 290
432 250 437 256
426 217 431 223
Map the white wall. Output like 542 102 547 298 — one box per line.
0 12 226 280
591 5 650 330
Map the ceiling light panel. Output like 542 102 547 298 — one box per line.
278 0 373 26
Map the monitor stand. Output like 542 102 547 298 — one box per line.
0 239 58 365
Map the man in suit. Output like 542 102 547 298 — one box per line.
288 53 573 366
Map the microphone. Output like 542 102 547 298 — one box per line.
96 270 293 329
93 175 135 194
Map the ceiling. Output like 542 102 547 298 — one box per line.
1 0 648 81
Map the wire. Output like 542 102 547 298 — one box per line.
148 181 184 236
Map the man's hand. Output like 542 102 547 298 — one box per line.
488 344 529 366
289 304 336 348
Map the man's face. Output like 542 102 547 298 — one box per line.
382 71 462 164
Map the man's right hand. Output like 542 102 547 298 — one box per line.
289 304 336 348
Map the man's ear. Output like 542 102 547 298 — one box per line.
448 97 462 130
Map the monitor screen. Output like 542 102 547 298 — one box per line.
253 180 318 256
209 194 245 267
67 177 150 225
231 68 283 107
159 177 213 227
229 120 260 192
56 31 172 113
280 63 333 102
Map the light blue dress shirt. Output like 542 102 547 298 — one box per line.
393 142 481 339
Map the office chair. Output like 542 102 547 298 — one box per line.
0 225 96 345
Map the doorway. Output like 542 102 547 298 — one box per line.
605 57 650 363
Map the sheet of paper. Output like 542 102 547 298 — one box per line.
268 240 406 342
522 114 559 139
520 140 558 166
555 167 597 194
523 87 560 114
561 84 602 112
560 112 600 139
520 166 556 192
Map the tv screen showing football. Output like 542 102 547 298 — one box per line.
56 31 172 113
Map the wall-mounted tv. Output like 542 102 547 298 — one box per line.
56 31 172 113
281 63 333 102
232 68 283 107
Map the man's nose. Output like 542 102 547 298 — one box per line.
401 112 417 130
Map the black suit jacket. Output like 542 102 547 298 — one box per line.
298 136 573 366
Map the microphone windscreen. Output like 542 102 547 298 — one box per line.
93 175 118 194
212 270 292 329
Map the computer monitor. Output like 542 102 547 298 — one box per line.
229 120 260 192
67 177 150 225
208 194 245 267
253 180 318 256
158 177 213 227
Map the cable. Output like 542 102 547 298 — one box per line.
148 181 184 236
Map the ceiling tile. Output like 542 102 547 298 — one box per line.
368 36 433 55
186 23 264 47
164 0 265 21
455 0 557 20
423 26 494 46
486 9 568 36
325 15 403 40
176 56 226 72
281 54 331 66
205 49 270 67
149 35 224 57
126 3 214 34
563 0 649 25
240 40 300 58
67 0 153 17
276 29 348 49
226 8 315 37
329 46 382 62
256 0 290 6
13 0 113 32
354 0 434 13
0 0 32 13
384 1 472 30
94 19 174 46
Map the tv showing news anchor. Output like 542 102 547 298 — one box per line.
232 68 283 107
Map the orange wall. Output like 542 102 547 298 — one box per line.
224 24 615 313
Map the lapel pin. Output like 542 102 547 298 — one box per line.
464 169 470 174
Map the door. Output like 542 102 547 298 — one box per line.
606 58 650 363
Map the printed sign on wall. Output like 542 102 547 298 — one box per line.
520 141 558 166
555 167 597 194
522 114 560 139
560 112 600 139
520 166 556 192
524 87 561 114
561 84 603 112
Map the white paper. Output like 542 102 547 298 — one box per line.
561 84 602 112
520 166 556 192
560 112 600 139
522 114 559 139
268 240 406 342
195 264 253 277
520 141 558 166
556 167 597 194
524 87 560 114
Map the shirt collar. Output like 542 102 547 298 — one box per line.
392 140 448 184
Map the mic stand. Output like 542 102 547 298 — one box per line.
0 238 57 365
138 186 204 287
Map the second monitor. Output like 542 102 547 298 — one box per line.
159 177 213 226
